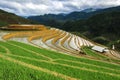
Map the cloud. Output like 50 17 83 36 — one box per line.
0 0 120 16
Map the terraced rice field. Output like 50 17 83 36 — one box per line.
0 25 120 80
1 28 94 53
0 41 120 80
1 27 120 58
1 24 47 30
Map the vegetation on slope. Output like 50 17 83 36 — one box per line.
28 6 120 24
0 9 36 27
0 41 120 80
63 11 120 50
0 58 64 80
81 46 120 63
27 6 120 50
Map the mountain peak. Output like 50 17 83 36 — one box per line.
81 8 97 13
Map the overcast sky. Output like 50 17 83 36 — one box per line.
0 0 120 16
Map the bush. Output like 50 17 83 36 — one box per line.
92 36 109 45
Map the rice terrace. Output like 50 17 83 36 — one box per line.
0 24 120 80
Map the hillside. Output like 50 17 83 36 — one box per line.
0 41 120 80
0 9 35 27
61 11 120 50
0 25 120 60
27 6 120 50
0 25 120 80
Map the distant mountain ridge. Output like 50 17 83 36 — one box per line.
28 6 120 23
81 8 97 13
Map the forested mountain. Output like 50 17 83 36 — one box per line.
0 9 35 27
28 6 120 25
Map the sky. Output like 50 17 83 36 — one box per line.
0 0 120 16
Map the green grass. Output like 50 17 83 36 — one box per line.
0 40 120 80
0 45 6 53
7 41 120 65
3 41 120 70
82 47 108 59
7 55 120 80
7 41 75 59
0 41 48 60
54 59 120 74
82 46 120 63
0 58 64 80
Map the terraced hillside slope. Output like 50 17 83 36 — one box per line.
0 24 47 30
0 24 120 80
0 41 120 80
